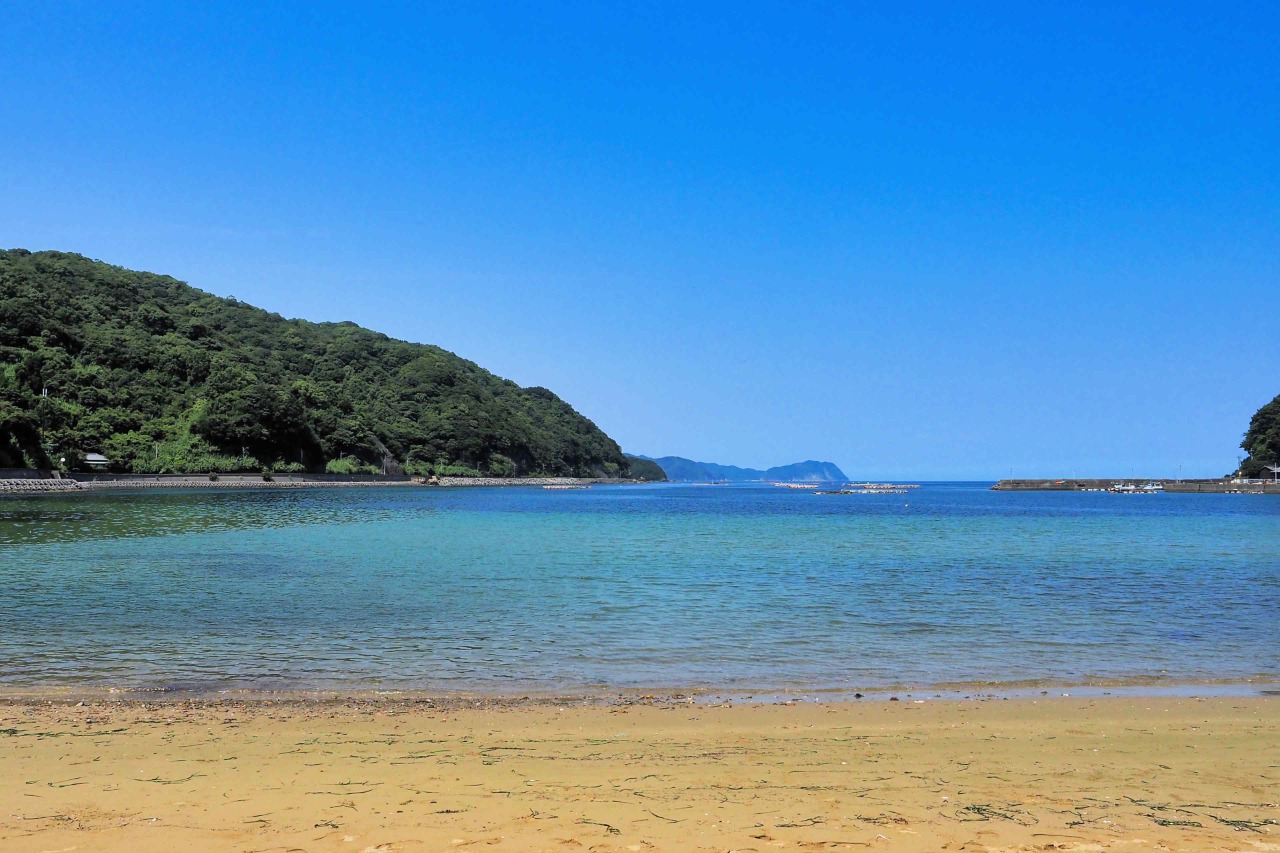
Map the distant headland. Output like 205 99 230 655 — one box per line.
628 455 847 483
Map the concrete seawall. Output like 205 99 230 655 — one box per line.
0 478 83 493
992 478 1134 491
1163 481 1280 494
0 476 417 493
435 477 626 487
0 474 640 494
992 478 1279 494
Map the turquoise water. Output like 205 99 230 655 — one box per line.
1 483 1277 692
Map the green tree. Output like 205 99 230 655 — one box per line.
1239 394 1280 477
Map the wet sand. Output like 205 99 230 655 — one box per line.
1 695 1276 852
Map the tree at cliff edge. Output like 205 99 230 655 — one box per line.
1239 393 1280 478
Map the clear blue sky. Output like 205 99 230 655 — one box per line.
2 2 1276 478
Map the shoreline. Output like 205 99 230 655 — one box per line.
992 476 1280 494
4 693 1276 851
0 475 640 494
3 675 1276 707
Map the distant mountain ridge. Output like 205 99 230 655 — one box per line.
637 456 847 482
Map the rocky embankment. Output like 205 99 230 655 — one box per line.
992 478 1137 491
0 475 635 494
0 476 416 493
77 478 417 490
0 478 83 493
992 478 1279 494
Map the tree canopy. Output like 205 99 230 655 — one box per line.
0 249 629 477
622 455 668 481
1240 393 1280 478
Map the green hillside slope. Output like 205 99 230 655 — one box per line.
0 249 628 477
622 454 667 481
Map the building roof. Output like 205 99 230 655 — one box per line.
84 453 109 462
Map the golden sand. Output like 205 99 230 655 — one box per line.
2 695 1276 852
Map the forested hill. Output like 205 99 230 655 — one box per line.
0 249 629 477
622 455 668 481
1240 393 1279 477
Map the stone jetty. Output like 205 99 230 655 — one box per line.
0 478 83 493
436 476 625 487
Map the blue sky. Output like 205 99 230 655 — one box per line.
2 2 1276 478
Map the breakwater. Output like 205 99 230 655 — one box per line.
0 473 634 494
993 478 1160 491
0 478 83 493
0 473 415 493
993 478 1280 494
1165 481 1280 494
436 477 626 487
75 473 413 487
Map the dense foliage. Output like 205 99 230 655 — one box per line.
622 455 667 481
0 249 630 477
1240 393 1280 478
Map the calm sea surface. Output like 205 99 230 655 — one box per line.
1 483 1277 693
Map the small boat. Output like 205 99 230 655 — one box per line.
1108 482 1163 494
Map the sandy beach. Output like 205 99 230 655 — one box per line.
2 694 1276 852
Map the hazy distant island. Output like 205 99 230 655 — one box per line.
630 455 847 483
0 249 646 479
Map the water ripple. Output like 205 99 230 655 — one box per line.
0 483 1277 691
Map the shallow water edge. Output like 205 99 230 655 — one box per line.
3 674 1277 708
5 483 1277 692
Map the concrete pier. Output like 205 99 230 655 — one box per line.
992 478 1279 494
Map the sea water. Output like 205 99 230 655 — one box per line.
1 483 1277 693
